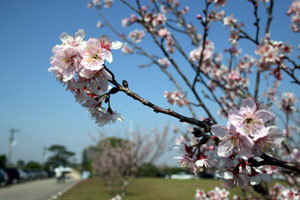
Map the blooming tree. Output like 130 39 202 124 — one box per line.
92 126 170 198
49 0 300 198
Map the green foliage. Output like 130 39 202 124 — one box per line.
136 163 160 177
16 160 25 168
97 137 130 150
46 144 75 168
0 154 7 168
25 160 42 169
82 146 97 172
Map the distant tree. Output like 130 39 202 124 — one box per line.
46 145 75 168
16 160 25 169
25 161 42 169
93 126 171 198
136 163 160 177
0 154 7 168
82 146 98 172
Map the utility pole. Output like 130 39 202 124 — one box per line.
42 147 48 165
8 128 20 167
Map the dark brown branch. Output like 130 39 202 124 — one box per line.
192 0 210 88
265 0 274 34
249 153 300 174
104 65 211 131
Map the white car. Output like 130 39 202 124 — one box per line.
170 172 198 180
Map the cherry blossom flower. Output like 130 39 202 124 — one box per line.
211 124 254 159
80 38 107 71
122 18 131 27
129 29 145 43
213 0 226 7
158 58 171 68
195 156 216 168
99 35 123 63
189 40 214 62
121 43 133 54
195 187 230 200
228 98 275 139
96 21 103 28
223 15 237 29
216 169 249 189
152 13 167 27
158 28 170 38
59 29 86 50
252 126 284 156
194 189 207 200
93 107 123 126
287 0 300 32
164 90 188 107
278 92 297 113
104 0 113 8
111 195 121 200
290 148 300 163
49 46 81 82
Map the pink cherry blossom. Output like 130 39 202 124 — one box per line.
129 29 145 43
59 29 86 50
99 35 123 63
164 90 188 107
80 38 107 71
211 124 254 159
121 43 133 54
278 92 297 113
287 0 300 32
252 126 284 156
158 58 171 68
49 46 80 82
228 98 275 139
214 0 226 7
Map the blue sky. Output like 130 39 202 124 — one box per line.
0 0 298 165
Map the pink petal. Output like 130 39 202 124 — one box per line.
111 41 123 49
255 110 275 123
218 140 234 157
238 135 254 159
211 124 229 138
228 111 243 127
240 98 257 114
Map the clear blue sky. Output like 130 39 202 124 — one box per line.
0 0 298 165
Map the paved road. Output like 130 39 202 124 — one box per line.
0 178 78 200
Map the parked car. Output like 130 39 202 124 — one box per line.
170 172 198 180
0 169 9 186
18 169 29 182
4 168 20 184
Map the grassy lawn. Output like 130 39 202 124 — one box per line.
58 177 248 200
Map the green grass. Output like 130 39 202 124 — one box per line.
58 177 249 200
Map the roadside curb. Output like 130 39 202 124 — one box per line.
48 180 80 200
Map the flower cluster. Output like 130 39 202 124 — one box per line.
158 58 171 68
175 141 216 176
129 29 145 43
278 92 297 113
49 29 124 126
269 183 300 200
194 187 229 200
189 40 214 63
195 184 300 200
163 90 188 107
121 43 134 54
211 98 283 188
255 34 293 80
287 0 300 32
